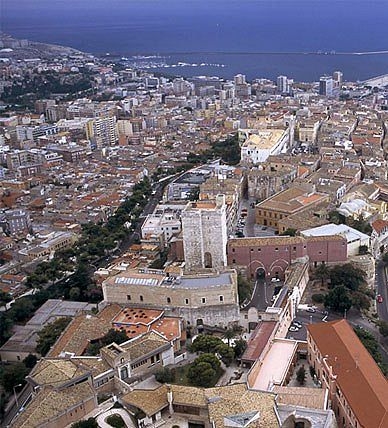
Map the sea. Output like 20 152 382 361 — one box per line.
2 0 388 82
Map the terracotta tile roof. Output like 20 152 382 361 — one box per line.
29 359 89 387
171 384 208 407
229 236 304 248
48 304 122 357
113 308 182 342
241 321 277 363
307 320 388 428
273 386 326 410
121 331 170 360
122 384 169 416
372 219 388 234
12 382 95 428
206 384 278 427
257 187 328 214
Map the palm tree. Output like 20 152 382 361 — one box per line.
315 263 330 287
223 328 236 347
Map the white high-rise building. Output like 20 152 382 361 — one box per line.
333 71 343 87
234 74 246 85
181 195 228 271
277 75 288 93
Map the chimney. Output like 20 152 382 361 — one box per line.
167 384 173 415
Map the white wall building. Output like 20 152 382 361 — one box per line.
240 129 289 164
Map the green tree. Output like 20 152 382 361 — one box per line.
187 361 216 387
71 418 98 428
216 344 234 366
106 414 125 428
237 274 253 304
0 363 29 392
187 353 221 387
36 317 71 356
155 367 175 383
190 335 224 354
194 353 221 371
296 366 306 385
222 328 236 346
347 215 372 235
23 354 38 369
7 297 36 322
0 290 12 307
314 264 330 286
324 285 352 313
327 210 346 225
233 338 247 359
378 320 388 337
351 291 371 311
85 329 128 356
329 264 366 291
354 327 382 363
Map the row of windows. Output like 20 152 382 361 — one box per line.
131 358 148 369
69 404 84 418
257 210 284 220
126 295 224 304
231 246 298 253
95 374 114 388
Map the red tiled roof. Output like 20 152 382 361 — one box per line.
308 320 388 428
372 219 388 234
241 321 277 362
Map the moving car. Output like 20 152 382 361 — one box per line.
377 294 383 303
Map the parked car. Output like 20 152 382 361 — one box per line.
292 320 303 329
288 325 299 332
306 307 316 313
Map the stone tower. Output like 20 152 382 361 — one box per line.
181 194 228 271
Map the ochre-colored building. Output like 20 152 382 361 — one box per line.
255 185 329 231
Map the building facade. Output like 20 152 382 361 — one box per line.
102 268 240 327
227 235 347 279
307 320 388 428
181 195 228 271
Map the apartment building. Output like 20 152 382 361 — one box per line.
307 320 388 428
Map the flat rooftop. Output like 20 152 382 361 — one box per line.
108 270 233 289
301 223 370 243
251 339 298 391
243 129 285 150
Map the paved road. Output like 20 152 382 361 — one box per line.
244 278 278 310
376 261 388 322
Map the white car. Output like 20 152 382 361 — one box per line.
289 325 299 332
306 307 316 313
